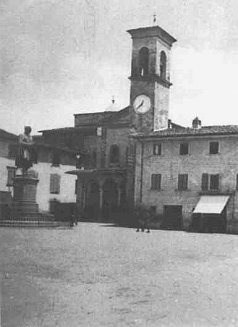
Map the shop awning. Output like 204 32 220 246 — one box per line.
193 195 230 214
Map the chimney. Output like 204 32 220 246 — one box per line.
192 117 201 129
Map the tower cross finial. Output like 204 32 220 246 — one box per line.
153 13 156 24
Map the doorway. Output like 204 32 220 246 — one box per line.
162 205 183 230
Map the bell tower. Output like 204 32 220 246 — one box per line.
127 26 176 132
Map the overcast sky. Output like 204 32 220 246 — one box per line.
1 0 238 134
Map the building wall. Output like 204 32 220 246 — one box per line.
35 163 76 212
135 135 238 229
105 127 130 168
0 139 76 212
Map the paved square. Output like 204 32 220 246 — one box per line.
1 223 238 326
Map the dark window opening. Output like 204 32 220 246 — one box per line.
160 51 167 79
50 174 61 194
201 173 220 191
151 174 161 190
178 174 188 190
52 150 61 166
139 47 149 77
210 174 219 190
110 145 120 164
153 143 161 155
180 143 189 155
201 173 209 191
6 166 16 187
75 179 78 195
209 142 219 154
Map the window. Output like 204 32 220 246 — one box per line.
236 174 238 190
180 143 189 155
52 150 61 166
209 142 219 154
153 143 161 155
50 174 61 194
201 173 220 191
139 47 149 77
75 179 78 194
210 174 219 190
178 174 188 190
160 51 167 79
109 145 120 164
6 166 16 186
201 173 209 191
151 174 161 190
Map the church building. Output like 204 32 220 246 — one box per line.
40 23 238 234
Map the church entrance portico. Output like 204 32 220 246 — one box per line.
67 168 127 222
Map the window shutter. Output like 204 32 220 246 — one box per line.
50 174 61 194
6 167 16 186
210 174 219 190
178 174 188 190
151 174 161 190
201 173 209 191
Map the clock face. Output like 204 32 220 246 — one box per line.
133 95 151 114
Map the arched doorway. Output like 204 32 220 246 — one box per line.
102 179 118 221
85 181 100 220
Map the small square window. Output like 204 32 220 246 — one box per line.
209 142 219 154
180 143 189 155
153 144 161 155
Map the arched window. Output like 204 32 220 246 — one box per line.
160 51 167 79
109 145 120 164
139 47 149 77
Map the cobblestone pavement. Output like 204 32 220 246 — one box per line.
1 223 238 327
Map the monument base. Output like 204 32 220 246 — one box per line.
1 170 58 228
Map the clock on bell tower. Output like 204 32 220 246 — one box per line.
127 25 176 132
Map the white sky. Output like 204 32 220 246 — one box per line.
1 0 238 134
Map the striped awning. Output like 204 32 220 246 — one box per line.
193 195 230 214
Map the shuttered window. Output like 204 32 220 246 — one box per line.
153 143 162 155
209 142 219 154
180 143 189 155
201 173 209 191
201 173 220 191
151 174 161 190
178 174 188 190
50 174 61 194
210 174 219 190
6 166 16 187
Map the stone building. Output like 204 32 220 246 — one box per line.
134 122 238 234
0 129 76 213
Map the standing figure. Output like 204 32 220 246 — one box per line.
135 205 151 233
15 126 37 173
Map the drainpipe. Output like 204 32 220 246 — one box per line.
139 141 144 203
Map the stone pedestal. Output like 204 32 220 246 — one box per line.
11 171 40 220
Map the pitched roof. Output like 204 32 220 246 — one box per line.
0 129 17 139
74 106 130 127
134 125 238 139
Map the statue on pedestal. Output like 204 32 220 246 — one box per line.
15 126 37 174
